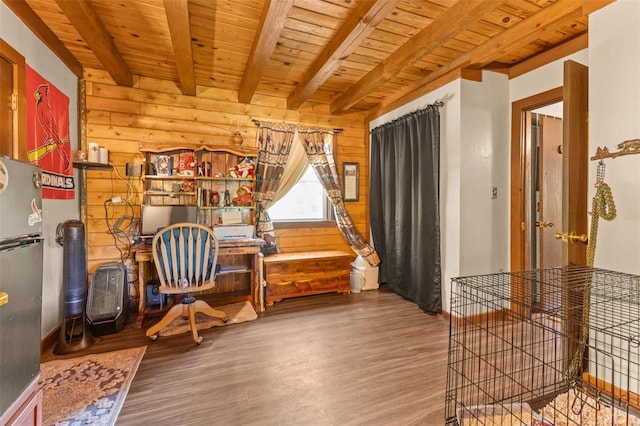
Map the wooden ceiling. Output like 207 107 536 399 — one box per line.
4 0 612 116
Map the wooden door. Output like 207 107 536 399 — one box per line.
0 55 13 157
539 114 563 269
562 59 589 376
563 60 589 266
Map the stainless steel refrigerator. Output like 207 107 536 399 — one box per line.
0 156 44 418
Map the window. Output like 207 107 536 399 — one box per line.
268 165 334 226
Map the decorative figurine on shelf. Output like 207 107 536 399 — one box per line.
232 185 253 206
210 190 220 206
228 157 255 179
180 180 194 192
223 189 231 206
177 153 195 176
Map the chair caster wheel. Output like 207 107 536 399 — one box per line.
195 336 203 345
149 333 158 341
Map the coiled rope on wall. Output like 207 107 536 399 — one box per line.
565 160 617 385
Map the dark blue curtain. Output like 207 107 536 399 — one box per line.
370 104 441 313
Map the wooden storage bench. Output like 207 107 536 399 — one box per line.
263 250 353 306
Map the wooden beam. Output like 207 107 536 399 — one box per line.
508 32 588 79
367 68 462 121
238 0 294 104
376 0 583 114
330 0 505 114
2 0 83 78
287 0 401 110
163 0 196 96
582 0 616 15
54 0 132 87
471 0 584 69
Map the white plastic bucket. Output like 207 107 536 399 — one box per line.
351 256 379 291
350 269 363 293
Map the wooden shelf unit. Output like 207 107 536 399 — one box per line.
135 142 263 323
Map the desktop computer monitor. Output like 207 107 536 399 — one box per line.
139 205 197 237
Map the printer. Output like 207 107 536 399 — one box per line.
213 224 255 240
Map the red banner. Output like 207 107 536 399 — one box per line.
26 65 75 199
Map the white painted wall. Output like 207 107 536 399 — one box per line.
589 0 640 274
509 50 588 104
1 3 79 338
459 72 510 277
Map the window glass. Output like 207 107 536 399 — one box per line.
268 166 330 221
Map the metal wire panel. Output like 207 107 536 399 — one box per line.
445 266 640 426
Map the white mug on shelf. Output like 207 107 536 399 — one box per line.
88 142 99 163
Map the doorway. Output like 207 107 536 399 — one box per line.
510 60 589 312
511 61 589 274
0 38 26 161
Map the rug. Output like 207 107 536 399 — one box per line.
159 300 258 337
39 346 146 426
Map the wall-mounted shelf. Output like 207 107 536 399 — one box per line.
73 161 113 170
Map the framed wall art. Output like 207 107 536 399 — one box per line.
342 162 359 201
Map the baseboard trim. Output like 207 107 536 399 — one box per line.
41 324 60 355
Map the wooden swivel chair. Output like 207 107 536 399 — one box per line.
145 223 228 344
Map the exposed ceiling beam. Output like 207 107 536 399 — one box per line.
54 0 132 87
330 0 506 114
368 68 464 121
508 32 588 79
238 0 295 104
163 0 195 96
374 0 584 115
2 0 83 78
470 0 584 69
287 0 401 110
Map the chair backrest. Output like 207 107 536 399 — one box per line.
151 222 219 292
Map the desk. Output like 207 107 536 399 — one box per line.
263 250 353 306
133 238 264 328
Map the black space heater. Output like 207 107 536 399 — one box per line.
54 220 95 355
86 263 128 336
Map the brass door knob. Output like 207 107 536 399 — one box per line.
554 231 588 244
0 292 7 307
536 221 555 228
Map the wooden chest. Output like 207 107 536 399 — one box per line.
263 250 353 306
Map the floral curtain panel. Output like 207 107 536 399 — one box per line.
254 123 297 254
299 129 380 266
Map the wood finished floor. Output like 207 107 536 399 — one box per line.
42 287 450 426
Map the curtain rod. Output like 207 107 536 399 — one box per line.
369 100 445 133
252 119 343 134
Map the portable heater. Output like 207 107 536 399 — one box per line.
86 263 128 336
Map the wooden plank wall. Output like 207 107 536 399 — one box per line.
83 67 370 271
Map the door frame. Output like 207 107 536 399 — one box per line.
510 87 564 273
0 38 27 161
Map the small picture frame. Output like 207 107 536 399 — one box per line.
342 162 359 202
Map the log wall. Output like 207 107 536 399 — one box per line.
83 68 370 271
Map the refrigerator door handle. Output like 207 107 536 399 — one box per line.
0 236 44 252
0 292 7 307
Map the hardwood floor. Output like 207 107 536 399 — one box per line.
42 287 450 426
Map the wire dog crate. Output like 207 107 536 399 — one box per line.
445 266 640 425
